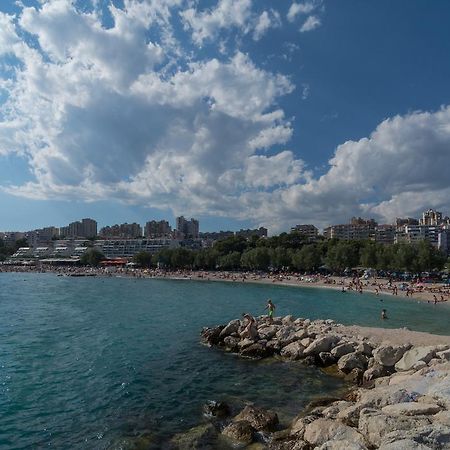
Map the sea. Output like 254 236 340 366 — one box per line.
0 272 449 449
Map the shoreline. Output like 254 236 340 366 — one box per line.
3 263 450 305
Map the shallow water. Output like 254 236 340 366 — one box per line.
0 273 449 449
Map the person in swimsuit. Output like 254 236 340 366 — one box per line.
265 299 275 323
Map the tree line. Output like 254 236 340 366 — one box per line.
131 232 448 274
0 238 29 261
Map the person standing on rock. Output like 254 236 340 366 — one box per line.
241 313 258 339
265 299 275 324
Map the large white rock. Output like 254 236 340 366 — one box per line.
358 408 431 447
378 439 433 449
280 341 305 360
395 346 438 371
331 342 356 358
381 402 441 416
219 319 241 338
379 424 450 449
437 349 450 361
373 344 410 367
304 418 366 447
337 352 367 373
304 335 341 355
317 440 368 450
358 386 417 409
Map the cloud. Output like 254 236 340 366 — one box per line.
2 1 450 234
180 0 253 46
253 10 281 41
287 1 316 22
300 15 321 32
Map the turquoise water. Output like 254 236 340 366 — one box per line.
0 273 449 449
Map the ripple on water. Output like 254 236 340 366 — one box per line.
1 273 449 449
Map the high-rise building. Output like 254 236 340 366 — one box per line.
144 220 172 238
99 223 142 238
323 218 377 241
419 209 443 226
291 224 318 241
60 218 97 238
176 216 199 239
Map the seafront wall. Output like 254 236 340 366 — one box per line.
195 316 450 449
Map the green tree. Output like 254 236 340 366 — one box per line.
218 251 242 270
359 241 378 268
170 248 194 268
213 236 249 256
241 247 271 270
133 251 153 268
326 240 360 272
292 244 322 272
270 246 292 270
80 248 104 266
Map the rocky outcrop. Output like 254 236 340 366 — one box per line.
200 316 450 449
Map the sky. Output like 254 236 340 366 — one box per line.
1 0 450 234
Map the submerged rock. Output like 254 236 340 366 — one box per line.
234 405 279 431
169 423 217 449
221 420 254 445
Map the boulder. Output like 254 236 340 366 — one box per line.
282 315 295 324
280 341 305 360
437 349 450 361
223 336 239 351
257 325 278 340
240 343 271 358
203 400 230 418
381 402 441 416
358 386 418 408
238 338 256 350
169 423 217 449
317 441 368 450
379 424 450 449
395 346 438 372
344 368 364 384
276 327 298 346
219 319 241 338
321 401 353 419
201 326 225 345
300 337 313 348
304 335 341 356
357 341 375 356
234 405 279 431
331 342 356 359
358 407 431 447
373 344 410 367
337 352 367 374
337 404 364 427
289 415 319 438
303 418 366 447
221 420 253 445
363 363 391 382
378 439 433 449
434 411 450 426
318 352 337 367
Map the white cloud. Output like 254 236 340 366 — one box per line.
287 1 316 22
253 10 281 41
300 15 321 32
180 0 253 46
2 1 450 234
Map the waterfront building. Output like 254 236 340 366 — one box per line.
395 224 441 247
290 224 319 241
144 220 172 238
236 227 268 239
199 231 235 241
419 209 443 226
438 229 450 256
60 218 97 238
375 224 395 245
99 222 142 239
96 238 179 258
176 216 199 239
323 218 377 241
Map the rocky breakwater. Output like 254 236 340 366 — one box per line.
200 316 450 449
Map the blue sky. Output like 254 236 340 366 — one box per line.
1 0 450 233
